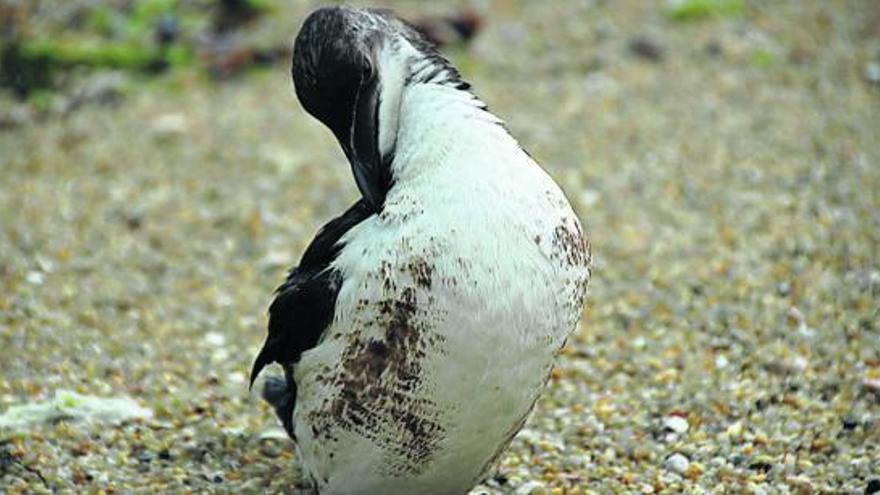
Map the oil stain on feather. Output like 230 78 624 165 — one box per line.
308 257 447 476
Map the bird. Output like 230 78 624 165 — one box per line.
250 6 590 494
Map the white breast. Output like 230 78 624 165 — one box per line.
291 84 590 494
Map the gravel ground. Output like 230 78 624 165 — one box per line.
2 1 879 493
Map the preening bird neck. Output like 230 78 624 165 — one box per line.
374 38 514 190
374 39 470 162
390 81 512 184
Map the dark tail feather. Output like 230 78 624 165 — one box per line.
249 341 275 390
262 375 297 438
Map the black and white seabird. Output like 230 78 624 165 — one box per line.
250 6 590 494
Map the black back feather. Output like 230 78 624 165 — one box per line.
250 200 373 436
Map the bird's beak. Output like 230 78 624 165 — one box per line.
345 71 389 213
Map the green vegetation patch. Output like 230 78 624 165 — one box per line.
664 0 745 21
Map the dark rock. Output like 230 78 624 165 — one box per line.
0 445 15 476
754 397 769 411
866 479 880 495
411 8 484 48
155 14 180 46
448 9 482 40
213 0 263 34
0 41 55 97
125 215 143 231
628 36 664 62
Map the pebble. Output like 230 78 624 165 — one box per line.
150 113 188 139
663 416 689 434
25 271 45 285
515 480 548 495
628 35 664 61
863 379 880 395
725 421 744 438
841 415 858 430
749 484 768 495
257 428 289 441
865 62 880 86
664 453 690 474
203 332 226 347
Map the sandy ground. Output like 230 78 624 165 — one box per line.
1 0 879 493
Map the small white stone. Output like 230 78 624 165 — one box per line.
259 145 304 175
258 427 289 441
664 453 690 474
580 189 600 207
214 290 233 307
227 371 245 384
514 481 548 495
747 483 768 495
516 428 540 444
258 250 293 270
35 255 55 273
663 416 689 434
726 421 744 437
203 331 226 346
151 113 187 139
866 62 880 84
211 347 230 362
602 446 616 462
222 425 247 437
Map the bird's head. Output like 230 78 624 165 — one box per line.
292 6 467 212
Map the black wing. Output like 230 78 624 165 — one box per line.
250 200 373 436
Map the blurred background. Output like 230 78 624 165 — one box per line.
1 0 878 493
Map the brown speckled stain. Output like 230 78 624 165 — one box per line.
546 216 592 329
408 257 434 289
308 267 446 476
551 218 590 269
